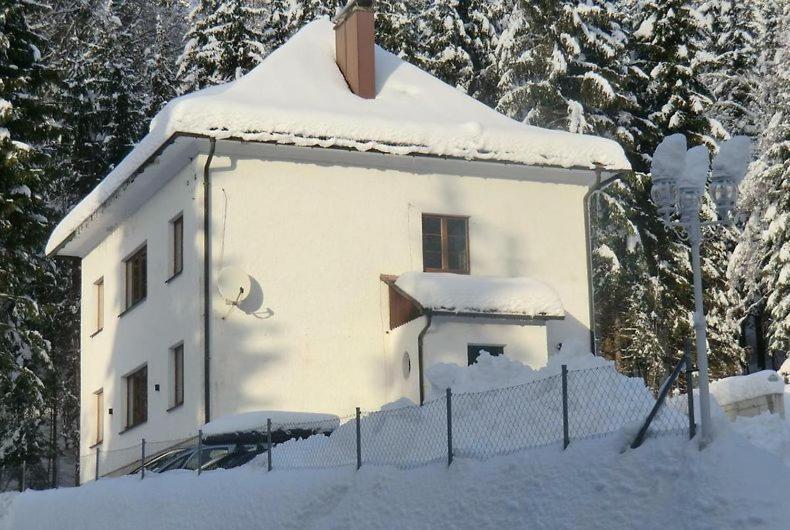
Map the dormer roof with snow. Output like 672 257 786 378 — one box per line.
46 18 630 257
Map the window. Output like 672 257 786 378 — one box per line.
467 344 505 366
422 214 469 274
94 389 104 445
171 215 183 277
172 344 184 408
125 365 148 429
94 278 104 333
125 246 147 309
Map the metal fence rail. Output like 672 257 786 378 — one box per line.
9 362 694 491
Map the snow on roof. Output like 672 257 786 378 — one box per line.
709 370 785 407
202 411 340 437
393 272 564 318
46 19 630 256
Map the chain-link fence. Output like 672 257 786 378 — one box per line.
49 362 695 488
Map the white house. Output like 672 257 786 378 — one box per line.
46 2 630 483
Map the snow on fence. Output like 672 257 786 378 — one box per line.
53 362 695 489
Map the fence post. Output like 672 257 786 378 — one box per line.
95 447 100 481
685 340 696 440
446 388 453 466
197 429 203 476
267 419 273 472
140 439 146 480
562 365 569 450
20 461 26 492
355 407 362 470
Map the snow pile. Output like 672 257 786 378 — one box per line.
394 272 564 317
425 350 607 397
3 431 790 530
650 133 686 180
46 19 630 255
731 412 790 467
202 411 339 437
709 370 785 407
712 135 752 182
242 353 678 468
680 145 710 190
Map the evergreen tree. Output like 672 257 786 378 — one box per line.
459 0 510 107
698 1 761 136
628 0 719 167
496 0 637 158
0 0 55 478
410 0 473 91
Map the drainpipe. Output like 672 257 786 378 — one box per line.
583 168 630 355
203 138 217 424
417 311 433 405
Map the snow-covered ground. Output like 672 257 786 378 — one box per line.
3 358 790 529
1 429 788 530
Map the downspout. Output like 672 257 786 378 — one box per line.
583 168 630 355
417 311 433 405
203 138 217 424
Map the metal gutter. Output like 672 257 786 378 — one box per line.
203 138 217 424
583 169 631 354
417 311 433 406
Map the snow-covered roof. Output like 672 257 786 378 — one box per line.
393 272 565 319
709 370 785 407
46 19 630 256
202 411 340 437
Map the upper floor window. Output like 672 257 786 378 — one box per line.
125 245 147 309
422 214 469 274
171 215 183 278
125 365 148 429
93 277 104 334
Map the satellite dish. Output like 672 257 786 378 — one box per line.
217 266 251 305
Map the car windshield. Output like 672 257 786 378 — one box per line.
183 447 230 470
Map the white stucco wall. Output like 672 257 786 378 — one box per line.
208 144 593 420
78 160 204 483
76 141 596 483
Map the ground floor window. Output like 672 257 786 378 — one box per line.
467 344 505 365
125 365 148 429
94 389 104 445
172 344 184 408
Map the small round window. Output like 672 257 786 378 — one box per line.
402 351 411 379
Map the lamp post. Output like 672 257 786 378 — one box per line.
650 134 751 447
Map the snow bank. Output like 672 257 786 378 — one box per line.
202 411 339 437
3 432 789 530
394 272 564 317
46 19 630 255
425 351 607 397
244 353 681 469
709 370 785 407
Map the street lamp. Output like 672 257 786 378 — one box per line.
650 134 751 447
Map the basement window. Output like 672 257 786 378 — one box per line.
124 245 147 310
422 214 469 274
467 344 505 366
125 365 148 430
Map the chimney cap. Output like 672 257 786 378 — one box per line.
334 0 374 28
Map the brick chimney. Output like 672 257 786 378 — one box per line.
334 0 375 99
